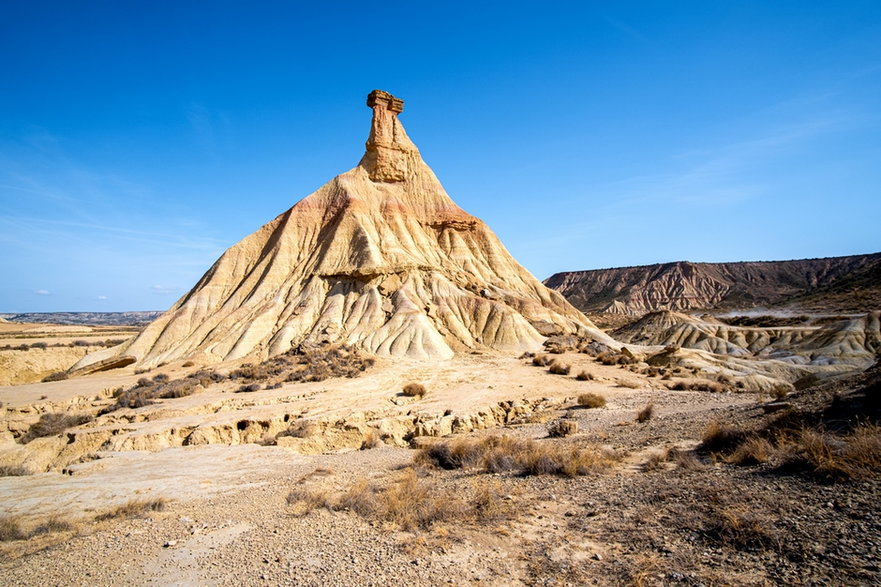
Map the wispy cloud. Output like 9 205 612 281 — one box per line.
33 289 50 295
186 102 233 156
97 295 108 300
151 285 179 295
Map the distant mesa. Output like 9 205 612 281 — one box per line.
74 90 607 371
545 253 881 316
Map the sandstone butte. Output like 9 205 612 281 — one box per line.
74 90 612 371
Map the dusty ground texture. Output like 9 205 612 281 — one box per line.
1 349 879 586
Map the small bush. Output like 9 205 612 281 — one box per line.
402 383 427 398
726 436 774 465
31 516 75 536
236 383 262 393
20 412 93 444
636 403 655 423
548 361 571 375
577 393 606 408
41 371 69 382
701 421 747 454
360 430 381 450
547 419 578 437
417 435 618 478
532 354 552 366
30 342 47 350
575 370 594 381
0 465 30 477
0 517 28 541
95 498 166 521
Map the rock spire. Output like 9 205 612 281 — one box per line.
73 91 609 370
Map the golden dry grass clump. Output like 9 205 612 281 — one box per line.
416 435 619 477
287 468 513 531
402 382 427 398
577 392 606 408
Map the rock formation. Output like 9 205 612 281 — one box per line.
75 90 606 370
545 253 881 316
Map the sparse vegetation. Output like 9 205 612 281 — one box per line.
41 371 69 382
236 383 261 393
417 435 618 477
532 354 552 366
402 382 427 398
547 360 570 375
636 403 654 423
577 392 606 408
95 498 166 521
547 419 578 437
0 464 30 477
0 517 28 541
575 370 594 381
19 412 93 444
287 468 513 531
667 379 727 393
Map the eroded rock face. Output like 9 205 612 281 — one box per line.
75 91 607 369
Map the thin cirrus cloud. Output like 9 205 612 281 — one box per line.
33 289 50 295
151 285 179 295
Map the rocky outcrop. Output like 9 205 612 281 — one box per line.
74 91 609 370
545 253 881 316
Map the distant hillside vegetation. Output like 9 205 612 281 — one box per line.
544 253 881 316
0 311 162 326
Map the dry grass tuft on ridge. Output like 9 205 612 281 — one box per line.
416 435 619 477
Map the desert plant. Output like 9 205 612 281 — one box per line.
548 361 571 375
31 515 75 536
402 382 427 398
575 370 594 381
0 517 28 541
417 435 619 478
700 421 747 454
547 419 578 437
19 412 93 444
0 465 30 477
577 392 606 408
532 354 552 366
636 403 655 423
95 498 166 521
236 383 262 393
726 436 774 465
41 371 68 382
360 429 381 450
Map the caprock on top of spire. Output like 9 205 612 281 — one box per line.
361 89 417 182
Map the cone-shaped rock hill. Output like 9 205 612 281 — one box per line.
76 91 607 370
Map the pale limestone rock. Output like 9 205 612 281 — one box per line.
75 91 611 370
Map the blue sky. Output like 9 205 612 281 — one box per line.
1 1 879 312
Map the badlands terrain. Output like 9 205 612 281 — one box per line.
1 92 879 585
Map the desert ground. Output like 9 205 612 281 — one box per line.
1 320 878 586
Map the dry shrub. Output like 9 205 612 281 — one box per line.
0 464 30 477
668 379 726 393
703 507 780 551
547 419 578 437
282 419 319 439
236 383 261 393
548 361 571 375
726 437 774 465
575 370 594 381
360 429 381 450
700 421 748 454
19 412 93 444
532 354 552 367
577 392 606 408
669 448 705 471
596 351 635 366
0 517 28 542
284 345 375 383
778 424 881 482
31 516 75 536
41 371 69 382
288 469 512 531
636 403 654 423
417 435 617 478
616 379 639 389
96 498 166 521
402 383 427 398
